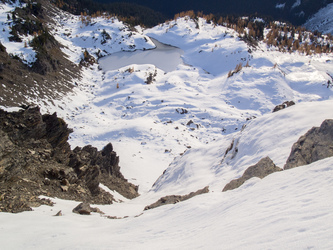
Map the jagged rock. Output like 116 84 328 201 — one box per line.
69 144 122 179
0 106 139 213
222 157 283 192
272 101 295 112
144 186 209 210
69 143 139 199
72 202 104 215
42 112 73 164
61 185 69 192
84 166 101 195
100 175 139 200
55 210 62 216
72 202 93 215
284 119 333 170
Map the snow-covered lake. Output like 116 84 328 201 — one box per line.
99 38 184 72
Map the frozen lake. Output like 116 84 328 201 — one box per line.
99 38 184 72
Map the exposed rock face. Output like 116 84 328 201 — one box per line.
0 106 138 213
144 186 209 210
222 157 283 192
272 101 295 112
69 144 139 199
284 119 333 170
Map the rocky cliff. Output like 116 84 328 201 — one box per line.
0 106 138 213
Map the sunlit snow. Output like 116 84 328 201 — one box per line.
1 4 333 249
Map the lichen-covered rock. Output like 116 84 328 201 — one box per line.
284 119 333 170
223 157 282 192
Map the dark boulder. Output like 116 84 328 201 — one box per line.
284 119 333 170
223 157 283 192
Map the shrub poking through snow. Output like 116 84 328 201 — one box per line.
80 49 96 66
125 67 134 73
227 63 243 78
101 29 111 44
145 69 157 84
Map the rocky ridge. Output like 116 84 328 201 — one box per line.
0 106 138 213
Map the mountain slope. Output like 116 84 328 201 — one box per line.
304 2 333 34
0 1 333 249
1 155 332 249
0 0 80 107
151 100 333 195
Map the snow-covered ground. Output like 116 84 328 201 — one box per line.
1 4 333 249
1 156 333 249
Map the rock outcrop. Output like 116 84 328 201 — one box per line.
284 119 333 170
272 101 295 112
144 186 209 210
72 202 103 215
0 106 138 213
222 119 333 192
222 157 283 192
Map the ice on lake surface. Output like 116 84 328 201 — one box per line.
99 38 184 72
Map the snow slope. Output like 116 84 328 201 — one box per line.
1 156 332 249
1 5 333 249
304 2 333 34
152 100 333 195
47 7 155 64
